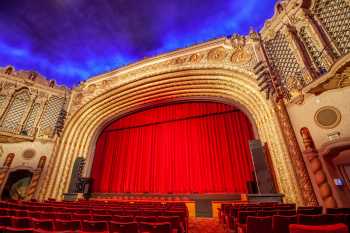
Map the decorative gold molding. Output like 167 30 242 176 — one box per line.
38 64 303 206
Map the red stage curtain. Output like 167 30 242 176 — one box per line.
91 102 255 193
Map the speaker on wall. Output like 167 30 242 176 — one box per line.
249 140 276 194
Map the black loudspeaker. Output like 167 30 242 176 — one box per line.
249 140 276 194
246 180 258 194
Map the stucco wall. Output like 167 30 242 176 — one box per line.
287 86 350 150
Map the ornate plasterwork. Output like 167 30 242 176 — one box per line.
68 39 257 117
306 56 350 95
36 37 304 206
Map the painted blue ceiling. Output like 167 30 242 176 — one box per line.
0 0 275 87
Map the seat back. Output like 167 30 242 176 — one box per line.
81 220 109 232
272 215 297 233
33 218 54 231
11 216 34 228
92 214 113 221
0 216 12 227
139 222 172 233
246 216 272 233
54 219 81 231
237 211 257 224
109 221 138 233
289 223 349 233
112 215 134 222
297 214 326 225
297 207 323 215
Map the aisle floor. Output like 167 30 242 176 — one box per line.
188 217 229 233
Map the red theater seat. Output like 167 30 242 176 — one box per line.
246 216 272 233
3 228 33 233
289 223 348 233
11 216 34 229
297 207 323 215
92 214 113 221
54 219 81 231
297 214 327 225
272 215 297 233
81 220 109 232
32 218 54 231
0 216 12 227
109 221 139 233
139 222 172 233
112 215 134 222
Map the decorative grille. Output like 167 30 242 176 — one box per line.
22 103 40 136
0 95 6 115
39 95 65 137
299 27 329 75
264 33 305 99
313 0 350 56
0 90 30 133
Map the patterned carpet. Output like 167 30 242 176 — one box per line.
188 217 229 233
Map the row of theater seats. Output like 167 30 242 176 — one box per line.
0 200 188 233
218 202 350 233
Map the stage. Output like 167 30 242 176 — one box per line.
86 192 284 217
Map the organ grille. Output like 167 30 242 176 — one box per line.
22 103 40 136
264 33 304 99
313 0 350 56
299 27 329 75
0 90 30 134
39 95 65 137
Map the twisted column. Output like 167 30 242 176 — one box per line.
26 156 47 199
274 101 318 206
0 153 15 194
300 127 337 208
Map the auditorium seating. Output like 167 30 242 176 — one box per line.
218 202 350 233
0 200 188 233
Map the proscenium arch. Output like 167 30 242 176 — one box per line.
84 96 261 177
39 67 303 204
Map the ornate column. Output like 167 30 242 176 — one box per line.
300 127 337 208
274 101 318 206
0 153 15 194
254 30 318 205
25 156 47 200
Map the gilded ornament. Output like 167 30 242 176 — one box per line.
86 84 97 94
207 47 227 61
231 48 252 64
189 53 201 63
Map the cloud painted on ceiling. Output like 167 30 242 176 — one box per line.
0 0 275 86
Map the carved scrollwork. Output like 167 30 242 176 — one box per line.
207 47 227 61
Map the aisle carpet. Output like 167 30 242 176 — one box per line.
189 217 229 233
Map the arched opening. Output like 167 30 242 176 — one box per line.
91 101 256 194
39 68 301 204
2 169 33 200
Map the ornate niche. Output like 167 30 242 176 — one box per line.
0 66 70 143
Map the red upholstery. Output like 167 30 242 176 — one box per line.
3 228 33 233
278 210 297 216
53 212 72 220
81 220 109 232
92 214 113 221
246 216 272 233
272 215 297 233
10 216 33 228
0 216 12 227
297 214 327 225
135 216 159 222
32 218 54 231
297 207 323 215
289 223 349 233
109 221 139 233
139 222 172 233
54 219 81 231
112 215 134 222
